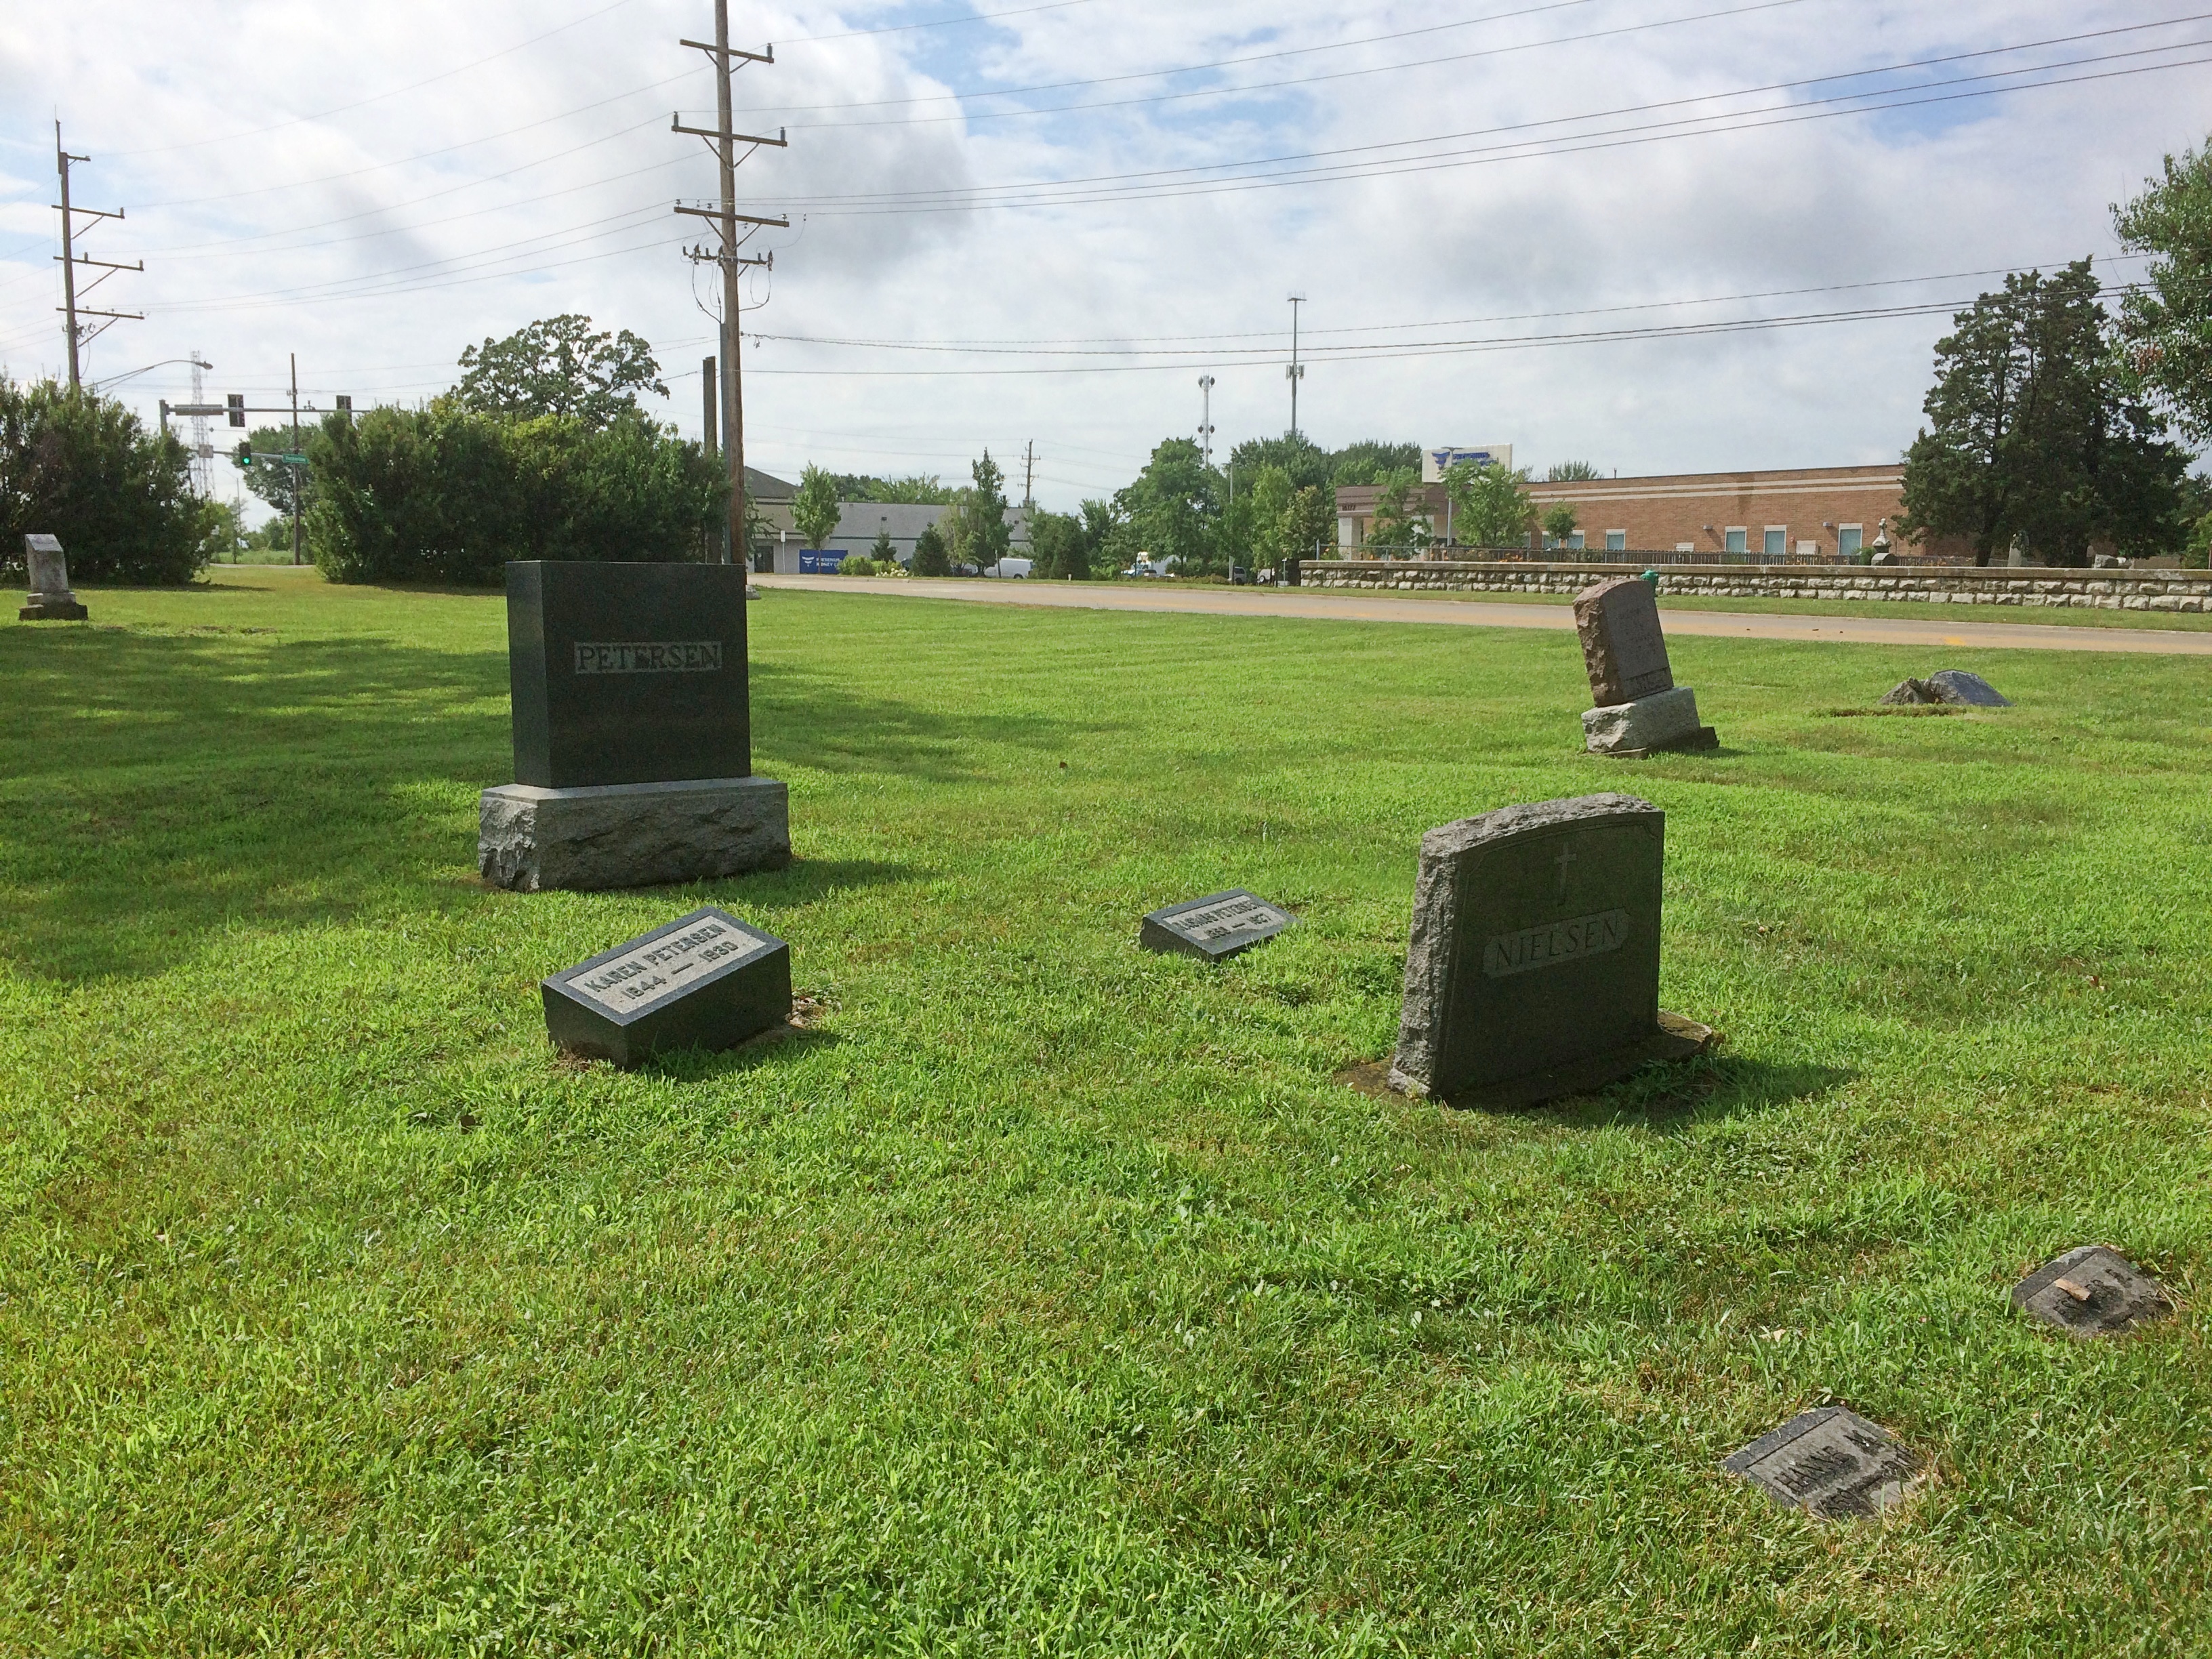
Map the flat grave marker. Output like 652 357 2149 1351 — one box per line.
1389 793 1709 1107
543 905 791 1068
1139 888 1296 962
2012 1244 2169 1338
1723 1406 1923 1519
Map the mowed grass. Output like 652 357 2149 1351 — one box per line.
3 567 2211 1656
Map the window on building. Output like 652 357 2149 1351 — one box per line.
1724 527 1747 554
1838 524 1864 557
1763 527 1786 557
1605 529 1626 552
1568 531 1585 550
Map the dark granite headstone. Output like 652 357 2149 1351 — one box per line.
508 560 753 788
1389 794 1708 1107
542 905 790 1068
1723 1406 1922 1519
2012 1244 2169 1338
1574 577 1675 706
1926 670 2011 707
1140 889 1295 962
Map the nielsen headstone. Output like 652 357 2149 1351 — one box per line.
1140 889 1295 962
1723 1406 1923 1519
2012 1244 2169 1338
1389 794 1710 1107
18 534 88 622
479 562 791 891
1573 577 1715 756
543 905 791 1067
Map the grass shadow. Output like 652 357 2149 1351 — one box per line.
1536 1053 1856 1133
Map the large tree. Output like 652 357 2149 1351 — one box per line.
1900 261 2188 566
1282 485 1336 562
792 464 843 548
1115 437 1220 571
2114 139 2212 448
966 451 1012 573
1364 467 1432 554
455 314 667 428
1444 460 1535 550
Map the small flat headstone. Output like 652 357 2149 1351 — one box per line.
2012 1244 2169 1338
541 904 790 1068
1925 670 2011 707
1574 577 1675 707
1139 888 1294 962
1389 794 1708 1106
1723 1406 1922 1519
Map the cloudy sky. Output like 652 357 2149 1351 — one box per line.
2 0 2206 516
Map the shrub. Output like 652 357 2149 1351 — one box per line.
0 376 219 584
304 402 722 584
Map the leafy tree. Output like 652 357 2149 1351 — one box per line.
1115 437 1220 572
1282 485 1336 562
1364 467 1432 554
1029 508 1090 579
1900 261 2188 566
964 451 1013 574
455 314 667 428
792 464 844 548
234 422 315 518
0 377 219 584
1542 501 1580 544
829 472 954 505
1547 460 1603 482
910 521 951 576
870 523 898 565
1077 498 1127 571
2113 140 2212 447
1227 432 1332 492
1445 460 1536 549
1329 439 1422 487
1243 464 1296 568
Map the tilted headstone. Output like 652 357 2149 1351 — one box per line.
478 561 791 891
542 905 790 1068
1140 889 1295 962
1389 794 1709 1107
18 533 88 621
1723 1406 1923 1519
2012 1245 2169 1338
1572 577 1715 756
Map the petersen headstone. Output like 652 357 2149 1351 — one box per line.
1140 889 1295 962
1389 794 1708 1107
479 561 791 891
1723 1406 1923 1519
542 905 791 1068
1573 577 1715 756
18 534 88 622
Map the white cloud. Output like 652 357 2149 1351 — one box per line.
1 0 2203 511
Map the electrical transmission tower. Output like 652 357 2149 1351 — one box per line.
188 350 213 496
674 1 789 567
53 122 141 390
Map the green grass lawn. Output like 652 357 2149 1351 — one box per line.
5 568 2211 1655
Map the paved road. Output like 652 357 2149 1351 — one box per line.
754 573 2212 656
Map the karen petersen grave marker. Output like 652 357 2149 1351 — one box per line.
543 905 791 1067
480 561 791 891
1389 794 1710 1108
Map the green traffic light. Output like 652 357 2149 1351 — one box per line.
233 441 253 470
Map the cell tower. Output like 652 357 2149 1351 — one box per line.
188 350 211 497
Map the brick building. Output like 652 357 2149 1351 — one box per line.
1334 463 1960 560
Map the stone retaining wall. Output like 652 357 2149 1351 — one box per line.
1296 560 2212 613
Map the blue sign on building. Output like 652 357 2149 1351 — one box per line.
798 549 846 574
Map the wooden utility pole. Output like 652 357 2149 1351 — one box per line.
52 122 140 391
676 3 787 568
1023 440 1036 510
289 353 302 566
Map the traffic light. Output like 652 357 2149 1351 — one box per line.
335 394 352 418
226 394 245 428
232 439 253 470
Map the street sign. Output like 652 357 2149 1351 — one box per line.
277 452 309 466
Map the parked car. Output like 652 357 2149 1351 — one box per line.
984 557 1033 579
1227 565 1252 585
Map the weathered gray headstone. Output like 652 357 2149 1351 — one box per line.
1140 889 1294 962
18 533 87 622
1389 794 1710 1107
2012 1244 2169 1338
542 905 790 1068
480 561 790 891
1723 1406 1922 1519
1573 577 1715 756
1926 670 2011 707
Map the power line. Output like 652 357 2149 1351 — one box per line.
783 0 1099 43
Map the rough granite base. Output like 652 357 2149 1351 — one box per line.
18 598 88 621
480 775 791 893
1583 685 1718 757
